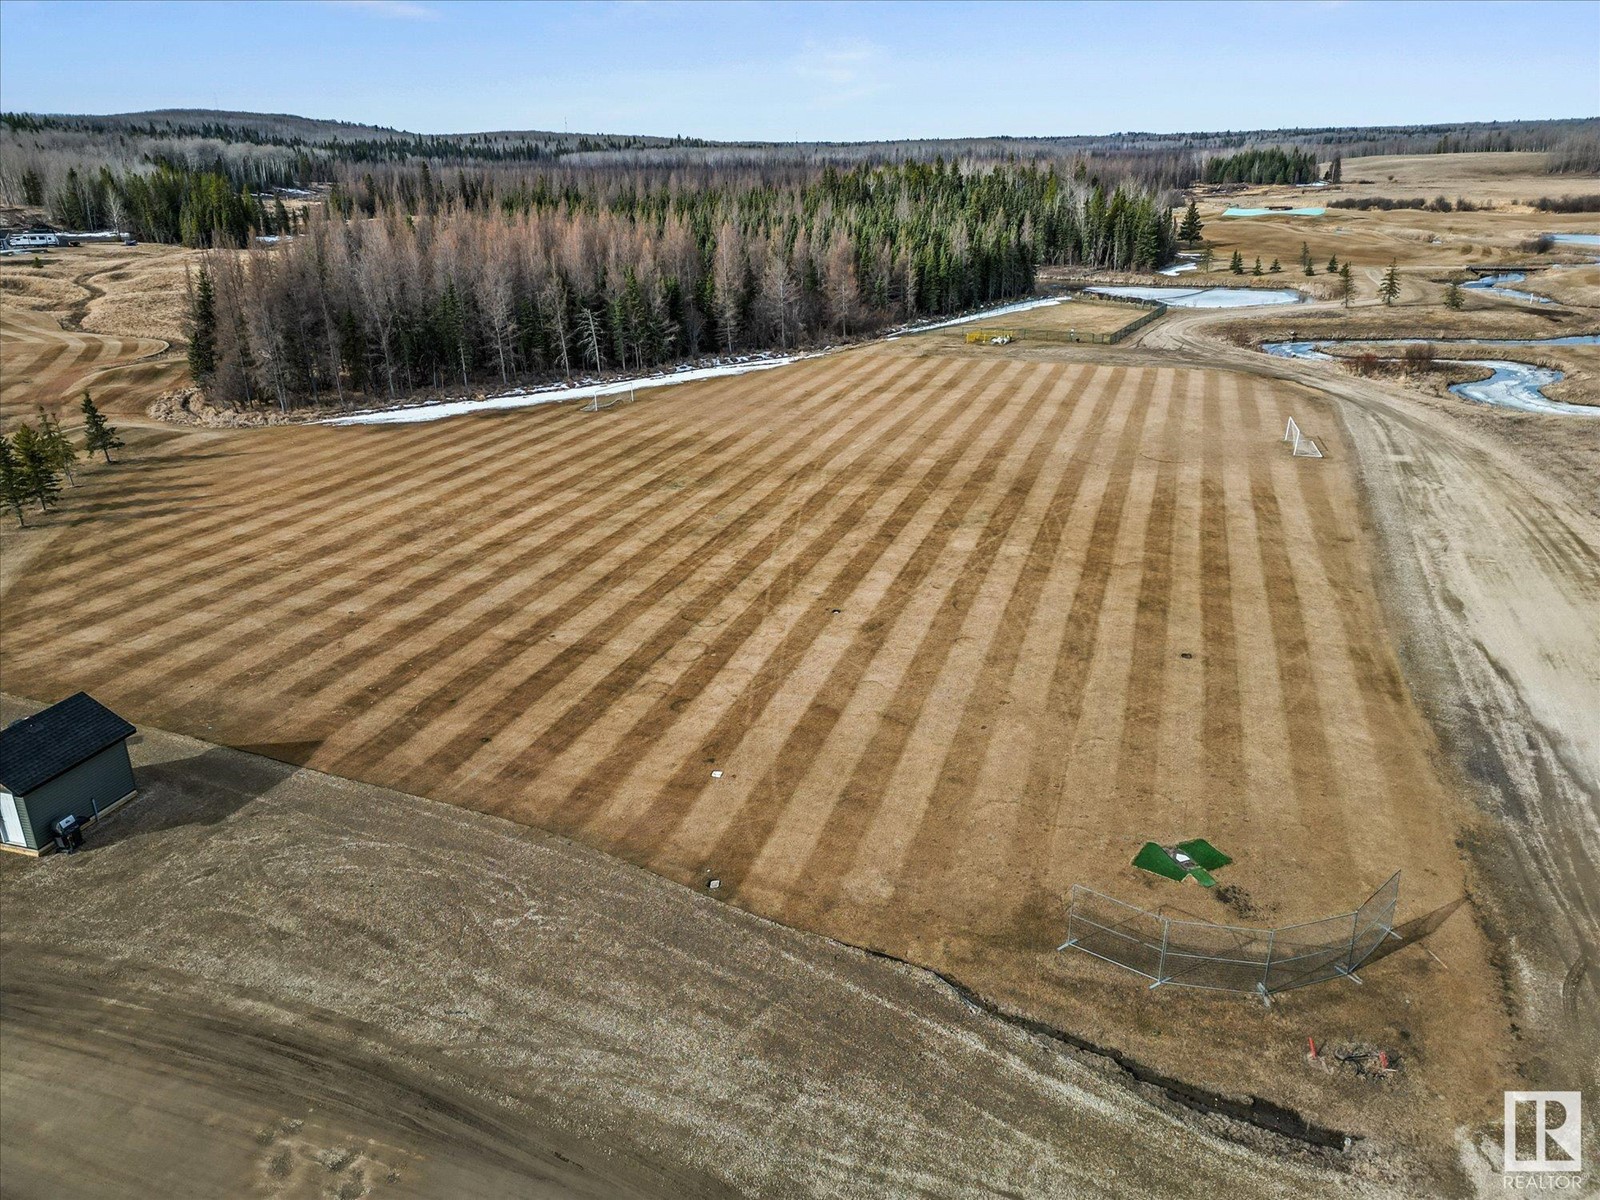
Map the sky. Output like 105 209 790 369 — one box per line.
1 0 1596 141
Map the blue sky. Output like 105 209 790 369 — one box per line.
1 1 1595 140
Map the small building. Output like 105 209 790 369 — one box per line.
0 693 137 855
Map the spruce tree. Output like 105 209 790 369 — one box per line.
1252 257 1263 276
1299 242 1313 272
12 424 60 513
188 265 217 384
1199 246 1214 273
1304 258 1316 276
1444 279 1465 310
1327 255 1339 274
0 434 25 528
37 408 76 485
1229 250 1244 275
1269 258 1282 273
1379 261 1401 306
1178 201 1204 245
1339 262 1354 308
81 391 124 462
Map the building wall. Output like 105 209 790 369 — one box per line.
16 744 135 850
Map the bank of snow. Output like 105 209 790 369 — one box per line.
322 354 818 426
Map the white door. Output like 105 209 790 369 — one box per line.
0 791 23 846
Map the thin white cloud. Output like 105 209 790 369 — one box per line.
329 0 441 20
791 38 888 108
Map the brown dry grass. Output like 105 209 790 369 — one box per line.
0 243 197 428
0 341 1511 1173
1189 154 1599 284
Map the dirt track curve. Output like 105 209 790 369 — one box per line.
1134 305 1600 1054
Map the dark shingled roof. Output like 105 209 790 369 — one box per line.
0 693 136 795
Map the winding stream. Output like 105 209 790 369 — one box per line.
1263 336 1599 416
1463 271 1551 305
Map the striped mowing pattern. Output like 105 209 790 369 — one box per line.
0 343 1461 967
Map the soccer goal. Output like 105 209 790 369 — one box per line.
1283 417 1323 459
583 387 636 413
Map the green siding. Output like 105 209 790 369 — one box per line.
15 745 135 850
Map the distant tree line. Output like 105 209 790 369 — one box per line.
43 160 307 244
188 160 1178 411
1200 148 1321 185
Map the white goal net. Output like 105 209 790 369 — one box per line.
1283 417 1323 459
583 387 636 413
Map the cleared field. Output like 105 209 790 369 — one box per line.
0 307 179 427
929 295 1143 340
1190 153 1600 281
0 703 1372 1199
0 339 1507 1156
0 244 193 426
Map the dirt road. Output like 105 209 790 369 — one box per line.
1135 305 1600 1063
0 702 1386 1199
0 340 1513 1164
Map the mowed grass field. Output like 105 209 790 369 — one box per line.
0 340 1505 1132
0 307 180 426
1 244 193 426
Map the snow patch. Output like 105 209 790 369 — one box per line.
323 354 818 426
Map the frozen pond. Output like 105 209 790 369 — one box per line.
1157 261 1199 276
1448 361 1581 415
1546 233 1600 247
1263 336 1600 416
1088 285 1303 308
1463 271 1551 304
1222 207 1325 217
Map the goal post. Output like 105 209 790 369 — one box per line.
1282 417 1324 459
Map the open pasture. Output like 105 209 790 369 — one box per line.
0 339 1505 1134
0 243 194 426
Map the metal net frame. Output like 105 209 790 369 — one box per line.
1059 872 1400 1000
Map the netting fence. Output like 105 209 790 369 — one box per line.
1060 872 1399 999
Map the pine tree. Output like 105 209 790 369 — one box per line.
188 265 217 384
1229 250 1244 275
1339 262 1354 308
0 434 25 528
1178 201 1204 245
1379 260 1401 306
12 424 60 513
1444 279 1465 310
37 408 76 485
80 391 124 462
1269 258 1282 273
1252 257 1263 276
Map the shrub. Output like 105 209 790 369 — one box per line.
1529 194 1600 213
1401 343 1436 373
1350 352 1380 377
